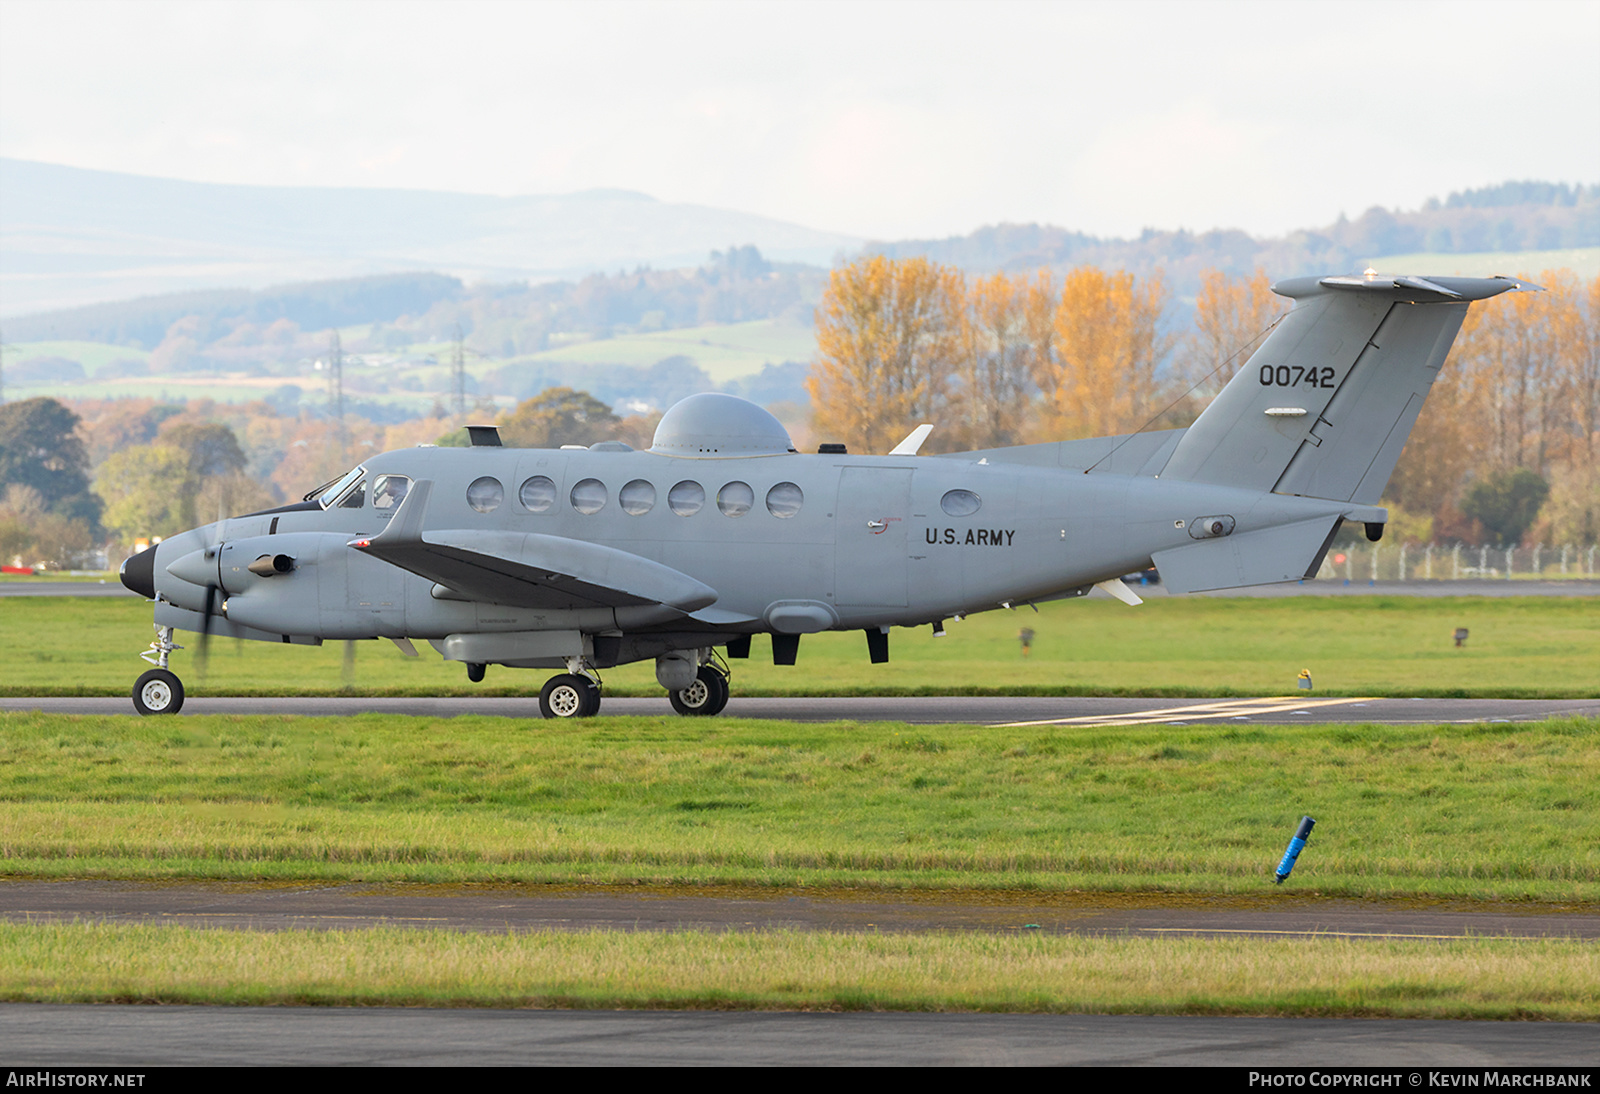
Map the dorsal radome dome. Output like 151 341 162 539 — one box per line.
650 393 795 457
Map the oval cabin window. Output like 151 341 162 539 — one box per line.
717 481 754 517
467 477 504 514
668 480 705 516
765 481 803 518
940 489 981 517
570 478 607 515
519 475 557 512
619 479 656 516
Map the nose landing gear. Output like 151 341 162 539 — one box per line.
133 669 184 715
132 625 185 715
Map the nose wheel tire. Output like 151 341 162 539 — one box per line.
540 673 600 718
133 669 185 715
669 665 730 716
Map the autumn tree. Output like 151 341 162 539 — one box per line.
807 255 963 453
1388 269 1599 545
1034 267 1171 440
94 444 193 543
948 272 1036 450
93 420 268 543
496 387 621 448
1181 268 1282 404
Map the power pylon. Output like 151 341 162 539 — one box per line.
452 324 466 417
328 330 346 461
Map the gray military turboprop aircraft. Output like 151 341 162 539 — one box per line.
119 271 1534 718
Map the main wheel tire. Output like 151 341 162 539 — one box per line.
466 662 486 683
703 667 729 716
132 669 184 715
540 673 598 719
670 666 729 716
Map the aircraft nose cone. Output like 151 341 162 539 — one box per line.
119 546 158 599
166 548 218 588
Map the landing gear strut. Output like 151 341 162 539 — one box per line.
132 625 185 715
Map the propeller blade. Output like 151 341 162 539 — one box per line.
341 639 357 689
196 583 218 679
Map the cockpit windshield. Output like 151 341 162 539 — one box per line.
311 466 367 509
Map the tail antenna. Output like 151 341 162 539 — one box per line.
1082 310 1287 475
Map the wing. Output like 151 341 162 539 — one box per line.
351 480 718 613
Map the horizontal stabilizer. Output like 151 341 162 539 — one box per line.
1152 516 1341 595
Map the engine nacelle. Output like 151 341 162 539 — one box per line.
213 533 407 639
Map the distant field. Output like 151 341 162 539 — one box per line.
519 318 816 383
1361 248 1599 280
3 340 150 374
2 316 811 404
4 593 1597 698
1 372 297 405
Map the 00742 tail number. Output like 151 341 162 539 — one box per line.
1260 365 1335 388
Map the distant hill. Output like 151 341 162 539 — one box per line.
0 158 862 317
2 272 464 347
868 182 1600 297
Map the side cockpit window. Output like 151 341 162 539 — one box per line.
372 474 412 512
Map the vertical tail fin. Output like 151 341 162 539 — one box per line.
1159 273 1536 503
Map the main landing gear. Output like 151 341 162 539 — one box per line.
539 650 734 719
132 625 185 715
540 671 602 719
538 654 603 719
669 663 730 717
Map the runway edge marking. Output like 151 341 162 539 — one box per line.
993 696 1379 728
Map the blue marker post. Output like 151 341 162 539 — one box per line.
1274 816 1316 884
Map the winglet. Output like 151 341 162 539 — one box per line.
372 480 432 544
889 424 933 456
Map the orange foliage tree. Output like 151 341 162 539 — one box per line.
948 272 1036 450
807 255 964 453
1033 267 1171 440
1182 268 1283 404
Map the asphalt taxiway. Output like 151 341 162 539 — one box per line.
3 878 1596 940
4 1005 1597 1066
6 694 1598 725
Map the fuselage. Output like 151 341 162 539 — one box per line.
137 442 1349 663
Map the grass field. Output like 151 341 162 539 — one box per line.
519 318 815 383
3 710 1595 900
3 316 811 406
3 340 151 375
3 709 1596 1016
3 923 1592 1019
5 593 1596 698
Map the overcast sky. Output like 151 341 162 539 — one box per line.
3 0 1597 242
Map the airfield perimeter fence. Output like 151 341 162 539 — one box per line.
1313 543 1600 583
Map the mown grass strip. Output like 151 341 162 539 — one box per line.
3 712 1596 900
2 923 1593 1019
